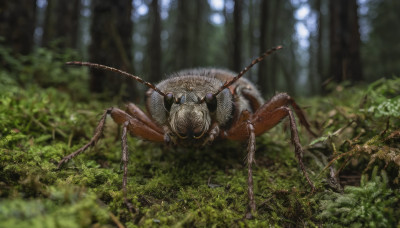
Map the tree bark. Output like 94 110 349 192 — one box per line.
42 0 80 49
0 0 37 55
147 0 162 83
54 0 81 49
270 0 281 91
258 0 270 94
193 0 206 67
329 0 363 84
316 0 324 87
174 0 191 69
247 0 254 80
232 0 242 72
89 0 137 100
42 0 55 47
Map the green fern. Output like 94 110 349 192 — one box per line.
362 77 400 118
318 167 399 227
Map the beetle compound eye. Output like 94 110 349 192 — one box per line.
205 93 217 112
179 95 186 104
164 92 174 111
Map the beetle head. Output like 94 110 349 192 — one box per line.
166 91 211 140
147 74 233 146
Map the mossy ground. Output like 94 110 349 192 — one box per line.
1 48 399 227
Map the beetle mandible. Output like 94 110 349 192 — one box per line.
58 46 317 217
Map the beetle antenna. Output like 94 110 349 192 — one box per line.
207 45 283 100
66 61 166 97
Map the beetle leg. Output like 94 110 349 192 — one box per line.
121 121 135 214
223 95 316 213
253 93 317 137
246 120 256 218
57 108 112 168
223 110 251 140
223 113 257 217
203 123 220 146
58 108 164 169
283 106 315 191
125 103 163 134
252 106 315 190
110 108 164 142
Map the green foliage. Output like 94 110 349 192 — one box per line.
318 167 400 227
363 78 400 118
0 44 90 101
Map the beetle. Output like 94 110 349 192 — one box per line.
58 46 316 217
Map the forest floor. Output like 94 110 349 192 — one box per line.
1 48 400 227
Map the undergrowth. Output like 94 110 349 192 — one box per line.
1 46 399 227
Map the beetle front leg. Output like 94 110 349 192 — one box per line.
58 107 165 168
223 113 257 218
57 108 112 168
246 120 256 218
111 108 164 142
121 121 135 214
203 123 220 146
125 103 163 134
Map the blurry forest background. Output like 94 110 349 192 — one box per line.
1 0 399 100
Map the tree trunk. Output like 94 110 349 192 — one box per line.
54 0 81 49
89 0 137 101
42 0 80 49
316 0 324 89
0 0 37 55
308 0 323 95
258 0 270 95
174 0 191 69
193 0 205 66
270 0 281 92
308 32 317 95
42 0 55 47
247 0 254 80
232 0 242 72
329 0 363 84
346 0 363 82
147 0 162 83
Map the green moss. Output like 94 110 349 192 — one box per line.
0 186 112 228
1 48 400 226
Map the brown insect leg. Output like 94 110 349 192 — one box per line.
203 123 220 145
125 103 163 134
58 107 164 169
253 107 315 191
121 121 135 214
110 108 164 142
246 121 256 218
254 93 317 137
284 107 315 191
223 110 252 141
57 108 111 168
225 106 315 192
252 106 315 190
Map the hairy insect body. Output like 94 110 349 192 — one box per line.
146 69 263 146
